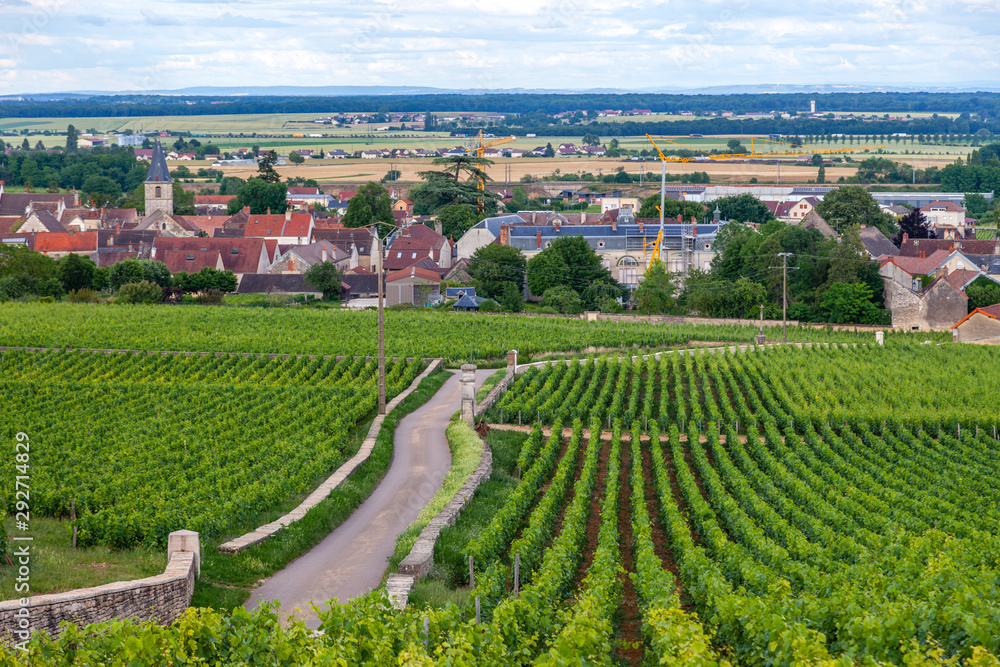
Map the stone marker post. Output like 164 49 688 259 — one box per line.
875 331 884 346
461 364 477 425
506 350 518 379
167 529 200 577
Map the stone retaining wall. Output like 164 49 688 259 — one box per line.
387 436 493 609
218 359 443 553
0 530 199 644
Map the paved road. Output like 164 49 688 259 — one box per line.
246 368 495 628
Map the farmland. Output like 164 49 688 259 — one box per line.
11 341 1000 664
0 349 422 555
0 303 943 364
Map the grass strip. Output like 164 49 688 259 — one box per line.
191 368 452 610
382 418 485 580
407 428 526 609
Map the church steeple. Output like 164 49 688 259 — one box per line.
144 140 173 216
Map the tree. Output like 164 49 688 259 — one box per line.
226 178 288 215
498 281 524 312
415 156 500 216
614 170 632 183
542 285 584 314
21 138 29 150
527 235 611 298
817 165 826 184
342 181 394 236
435 203 479 239
256 150 281 183
965 192 990 219
56 253 96 292
115 280 164 305
966 275 1000 311
81 175 121 207
892 208 934 246
815 185 896 236
543 143 555 158
138 259 172 287
712 193 773 225
819 282 880 324
107 259 146 291
637 195 706 220
172 183 196 215
633 260 676 314
811 154 823 166
467 244 526 300
304 261 344 301
582 133 600 146
175 267 237 293
65 125 78 152
288 151 305 164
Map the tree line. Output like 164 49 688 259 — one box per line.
3 91 1000 118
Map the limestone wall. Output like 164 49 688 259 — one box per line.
0 530 199 643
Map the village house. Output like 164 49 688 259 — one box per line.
952 304 1000 343
265 241 350 275
385 265 441 307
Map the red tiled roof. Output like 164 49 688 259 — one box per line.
398 223 445 243
34 231 98 253
386 266 441 283
159 249 223 274
881 250 951 276
152 237 265 274
0 216 22 234
923 200 964 212
945 269 983 291
899 238 998 257
283 213 313 237
194 195 236 205
287 187 321 196
264 239 278 263
175 215 230 235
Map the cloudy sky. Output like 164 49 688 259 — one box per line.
1 0 998 95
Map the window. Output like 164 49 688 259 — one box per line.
597 240 605 248
154 186 161 197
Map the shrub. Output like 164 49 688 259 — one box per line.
0 275 29 301
196 288 225 305
477 299 500 312
68 288 99 303
115 281 164 305
38 296 55 303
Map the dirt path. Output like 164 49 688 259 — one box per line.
246 369 493 629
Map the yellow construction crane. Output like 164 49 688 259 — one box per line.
640 134 884 270
467 130 516 215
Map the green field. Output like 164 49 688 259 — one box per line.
0 303 940 365
8 341 1000 665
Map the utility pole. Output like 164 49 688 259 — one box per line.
376 232 386 414
771 252 797 343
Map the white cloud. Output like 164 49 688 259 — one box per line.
0 1 998 93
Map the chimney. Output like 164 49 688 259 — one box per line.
935 265 947 280
532 211 537 224
902 233 908 244
435 220 443 236
285 209 292 222
553 219 561 232
243 206 250 214
638 220 644 235
322 244 328 262
611 214 618 232
536 231 542 249
107 235 113 247
676 214 682 224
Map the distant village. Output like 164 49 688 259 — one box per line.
1 135 996 337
